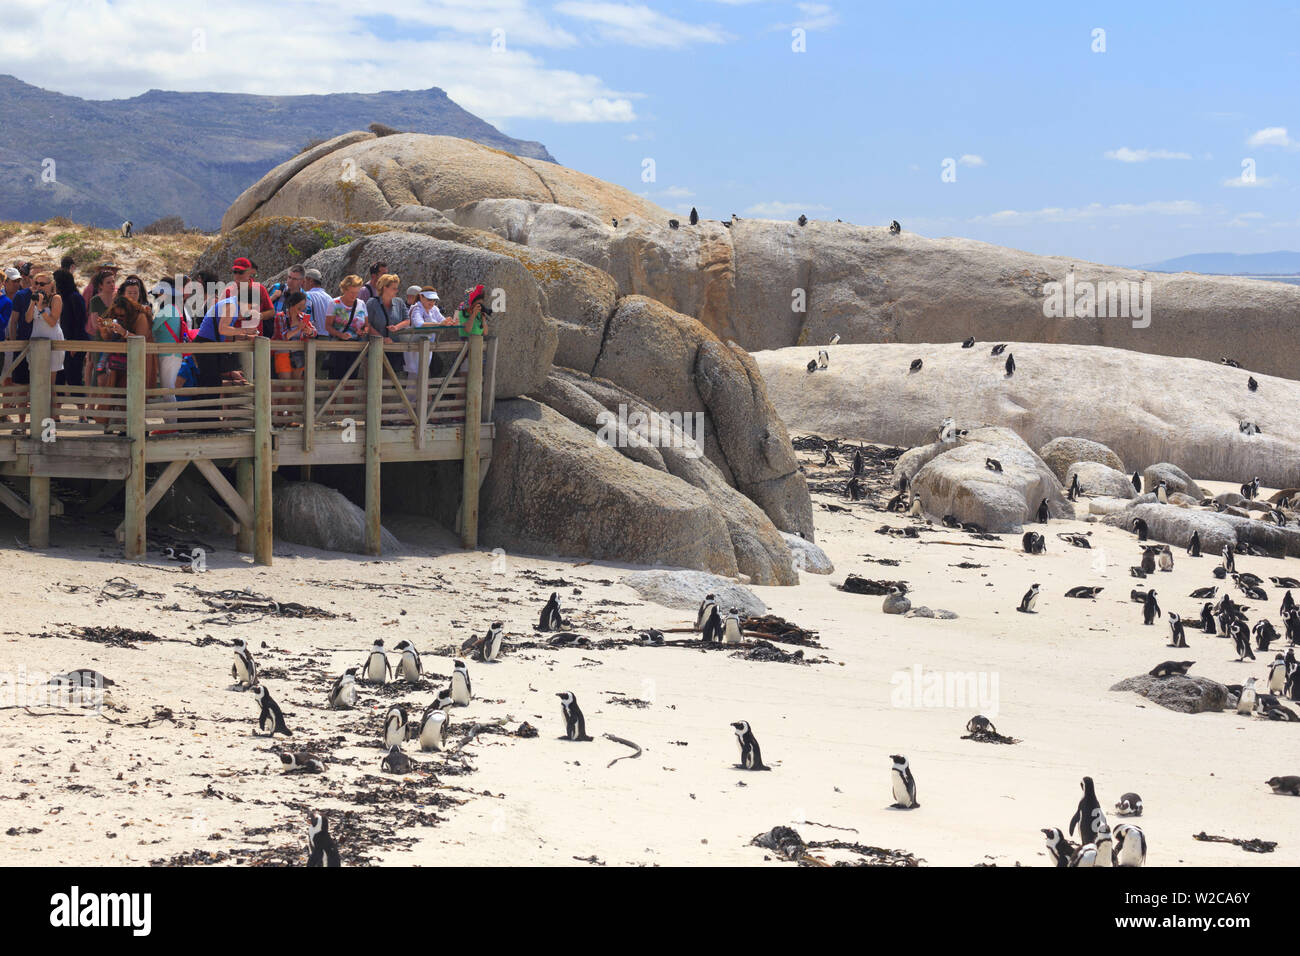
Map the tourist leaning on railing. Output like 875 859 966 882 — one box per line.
150 279 189 426
328 275 367 381
363 273 405 343
52 268 87 389
273 291 315 382
27 273 65 398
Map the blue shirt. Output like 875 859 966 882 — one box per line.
0 292 10 337
305 287 334 336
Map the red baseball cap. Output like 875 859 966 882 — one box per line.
231 257 253 273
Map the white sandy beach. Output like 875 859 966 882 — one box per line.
0 459 1296 868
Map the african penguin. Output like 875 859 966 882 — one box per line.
1237 677 1258 715
1114 793 1143 817
1142 589 1160 625
539 592 564 631
1149 660 1194 678
1065 586 1104 599
1132 517 1148 541
1094 822 1114 867
363 639 391 684
451 660 472 705
985 457 1002 473
966 715 997 735
909 358 923 373
252 684 292 737
306 812 341 867
1067 472 1081 501
722 608 743 644
701 604 723 643
1112 824 1146 867
1188 531 1201 557
961 336 975 348
1017 583 1040 614
383 705 409 748
417 706 449 752
328 668 358 710
889 754 919 809
731 720 768 770
1005 353 1015 377
1266 775 1300 795
481 622 505 662
1069 776 1105 846
393 640 423 682
1156 481 1168 504
1042 827 1075 867
380 745 413 774
1168 612 1187 648
280 751 325 773
817 349 829 369
1022 531 1046 554
557 691 592 741
689 206 699 226
231 638 257 689
1269 655 1288 694
1131 471 1142 493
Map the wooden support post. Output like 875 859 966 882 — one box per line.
364 336 383 555
122 335 147 558
253 336 273 565
460 332 484 549
303 337 316 453
236 459 253 553
415 339 430 450
27 338 51 547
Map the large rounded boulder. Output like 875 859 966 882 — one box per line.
1039 436 1125 482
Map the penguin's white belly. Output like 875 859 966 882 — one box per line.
484 636 501 661
398 655 420 681
1270 670 1285 693
451 674 471 705
723 620 742 644
384 723 405 747
420 718 445 752
1238 691 1256 714
892 771 911 805
366 654 387 682
234 658 253 684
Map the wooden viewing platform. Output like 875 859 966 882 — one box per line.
0 332 496 564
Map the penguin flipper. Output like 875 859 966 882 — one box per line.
1069 807 1081 837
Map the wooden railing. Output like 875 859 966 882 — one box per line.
0 330 495 561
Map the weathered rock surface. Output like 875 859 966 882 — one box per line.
755 343 1300 488
1039 436 1125 481
531 368 799 585
223 134 668 232
1101 503 1240 555
1067 461 1137 500
620 570 767 617
1109 673 1230 714
273 481 400 554
910 436 1068 533
1143 463 1203 499
782 532 833 574
481 399 741 579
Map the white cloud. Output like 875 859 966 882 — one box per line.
660 186 695 198
1103 147 1192 162
972 200 1202 225
1247 126 1292 147
744 201 830 217
1227 212 1266 227
0 0 640 124
773 2 840 32
555 2 732 47
958 154 986 167
1222 175 1281 188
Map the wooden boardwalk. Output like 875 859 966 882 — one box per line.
0 331 495 564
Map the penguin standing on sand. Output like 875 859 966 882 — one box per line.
818 349 829 369
383 705 409 748
539 592 564 631
417 706 449 752
306 812 340 868
1042 827 1076 867
1238 677 1258 715
1022 531 1046 554
481 622 505 662
328 668 358 710
1142 589 1160 625
451 660 472 705
1168 612 1187 648
381 745 414 774
731 720 769 770
1188 531 1201 557
1157 547 1174 572
695 593 717 631
889 754 919 808
252 684 292 737
1140 547 1157 575
1113 823 1147 867
1005 353 1016 377
1131 472 1142 493
1070 776 1105 846
1222 545 1236 574
1017 583 1041 613
722 608 744 644
1201 602 1217 634
1253 619 1278 652
1070 844 1098 867
1067 473 1081 501
1230 620 1256 661
557 691 592 741
231 638 257 689
701 603 723 643
393 640 423 682
1036 498 1049 523
1094 822 1114 866
362 639 391 684
1269 655 1288 694
1133 518 1149 542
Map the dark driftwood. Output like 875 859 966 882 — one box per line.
603 734 642 767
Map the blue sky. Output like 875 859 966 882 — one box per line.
8 0 1298 264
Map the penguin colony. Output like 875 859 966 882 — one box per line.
200 439 1300 866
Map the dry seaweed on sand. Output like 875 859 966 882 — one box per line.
1192 832 1276 853
178 585 339 623
962 730 1021 745
96 577 165 600
52 625 164 649
730 640 823 665
751 826 921 866
742 614 822 647
839 575 908 596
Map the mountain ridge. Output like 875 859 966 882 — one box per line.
0 75 555 231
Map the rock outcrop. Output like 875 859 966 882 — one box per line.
621 570 767 617
1110 673 1230 714
222 134 668 233
274 481 400 554
754 342 1300 488
909 428 1068 532
1066 461 1136 500
1039 436 1125 481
